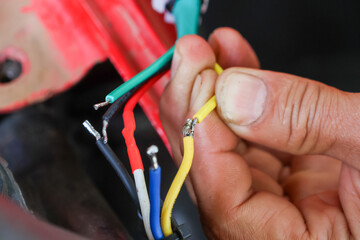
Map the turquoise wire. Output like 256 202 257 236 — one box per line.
173 0 201 38
104 0 201 103
106 46 174 103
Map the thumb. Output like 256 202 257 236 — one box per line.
216 68 360 169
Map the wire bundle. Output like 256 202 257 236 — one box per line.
122 75 164 240
82 0 224 239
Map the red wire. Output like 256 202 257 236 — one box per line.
122 74 164 173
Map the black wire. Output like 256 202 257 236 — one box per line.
103 85 140 122
95 138 140 210
165 0 177 12
96 60 171 218
102 61 171 123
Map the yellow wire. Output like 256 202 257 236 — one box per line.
161 64 223 236
192 63 223 122
161 136 194 236
214 62 223 75
192 96 217 123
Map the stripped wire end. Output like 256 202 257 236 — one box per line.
147 145 159 169
83 120 101 141
93 100 110 110
182 118 197 137
102 120 109 144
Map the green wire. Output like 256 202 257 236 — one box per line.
173 0 201 38
104 0 201 103
105 46 175 103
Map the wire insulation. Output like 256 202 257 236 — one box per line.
95 139 140 211
161 64 223 236
121 72 164 240
172 0 201 38
122 74 163 172
103 87 139 122
214 63 223 75
192 95 216 123
102 63 171 143
149 167 164 240
103 61 171 122
134 169 154 240
161 136 194 236
103 0 200 105
106 47 174 103
192 64 223 122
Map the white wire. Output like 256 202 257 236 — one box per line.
134 169 155 240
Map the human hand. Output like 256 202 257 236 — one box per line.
160 27 360 239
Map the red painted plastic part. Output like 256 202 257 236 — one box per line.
27 0 177 152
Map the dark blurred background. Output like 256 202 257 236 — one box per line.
203 0 360 92
0 0 359 239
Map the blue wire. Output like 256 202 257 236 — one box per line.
149 167 164 240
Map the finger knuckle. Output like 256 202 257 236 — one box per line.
280 80 329 154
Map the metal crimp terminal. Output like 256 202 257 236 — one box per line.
83 120 101 141
147 145 159 169
182 118 197 137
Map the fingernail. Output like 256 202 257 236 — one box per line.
219 72 267 125
170 49 181 79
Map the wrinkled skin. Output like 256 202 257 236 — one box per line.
160 27 360 240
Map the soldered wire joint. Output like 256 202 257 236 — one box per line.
182 118 197 137
102 120 110 144
93 100 110 110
